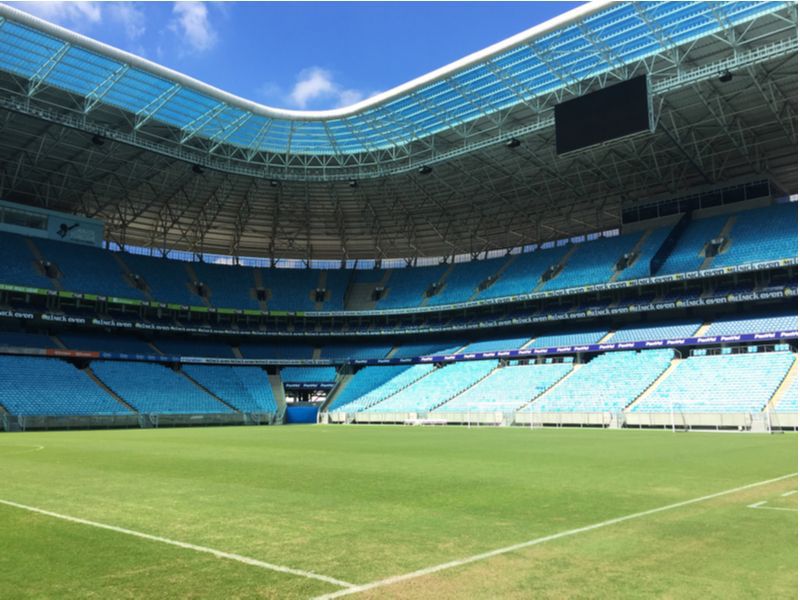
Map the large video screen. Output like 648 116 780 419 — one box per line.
555 76 650 155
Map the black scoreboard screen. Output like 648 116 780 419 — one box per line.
555 76 650 155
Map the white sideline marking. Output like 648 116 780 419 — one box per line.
0 444 44 456
315 473 798 599
747 500 797 513
781 490 797 497
0 499 355 589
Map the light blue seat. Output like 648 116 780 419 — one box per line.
365 360 497 413
632 351 795 413
92 360 230 414
329 364 434 412
775 372 797 413
532 350 674 413
0 356 129 416
436 362 571 412
182 365 277 413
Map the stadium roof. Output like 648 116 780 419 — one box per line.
0 1 795 261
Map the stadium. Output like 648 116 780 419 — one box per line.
0 1 797 597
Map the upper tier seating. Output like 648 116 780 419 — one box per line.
460 336 531 353
329 364 433 413
92 360 230 413
365 360 497 413
320 270 351 311
0 202 793 310
36 238 143 299
320 342 392 360
608 320 702 343
153 338 235 358
774 370 797 413
540 232 642 290
631 351 795 413
705 313 798 336
238 341 314 359
428 257 506 306
657 215 727 274
281 366 337 383
182 365 277 413
435 362 571 412
531 350 674 413
378 264 448 308
530 328 608 348
0 330 56 348
121 253 199 305
474 245 571 299
0 232 53 289
262 268 321 312
616 227 671 281
712 203 798 267
0 356 128 416
192 261 260 310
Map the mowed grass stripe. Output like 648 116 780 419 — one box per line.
0 497 356 589
315 472 798 599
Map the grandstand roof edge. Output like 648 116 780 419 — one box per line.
0 0 610 121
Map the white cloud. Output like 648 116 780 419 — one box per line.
170 1 217 53
16 1 102 30
285 67 366 110
108 3 146 40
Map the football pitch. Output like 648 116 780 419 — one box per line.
0 425 796 599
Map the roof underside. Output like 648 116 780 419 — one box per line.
0 1 795 260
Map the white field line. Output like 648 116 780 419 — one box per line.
315 472 798 600
781 490 797 497
747 500 798 512
0 444 44 456
0 498 355 590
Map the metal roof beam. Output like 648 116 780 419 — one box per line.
27 42 71 98
134 83 181 130
84 64 130 114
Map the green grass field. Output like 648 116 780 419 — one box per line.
0 425 796 599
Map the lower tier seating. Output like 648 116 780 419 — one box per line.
329 364 433 413
0 356 128 416
531 350 674 413
435 362 572 413
182 365 277 413
365 360 497 413
775 372 797 413
631 351 795 413
92 360 231 414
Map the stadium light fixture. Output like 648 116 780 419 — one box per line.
269 179 280 187
348 179 358 188
718 70 733 83
505 138 521 148
91 134 105 146
418 165 433 175
191 164 204 175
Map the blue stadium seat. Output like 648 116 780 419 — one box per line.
182 365 277 413
92 360 230 414
0 356 129 416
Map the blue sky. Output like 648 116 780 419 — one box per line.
10 1 581 110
